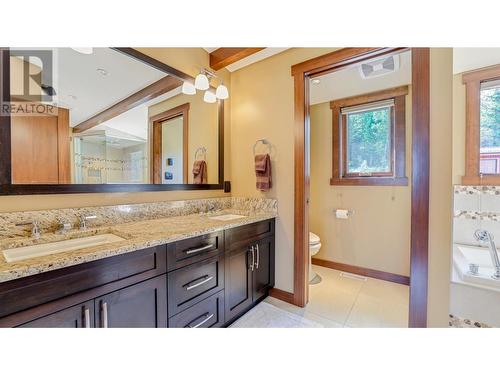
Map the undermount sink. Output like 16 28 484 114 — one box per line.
2 233 126 263
208 214 247 221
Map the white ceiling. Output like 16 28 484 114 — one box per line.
51 48 167 126
309 51 412 106
453 48 500 74
204 48 289 72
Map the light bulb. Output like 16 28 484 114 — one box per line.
194 73 210 90
203 91 217 103
182 81 196 95
215 84 229 99
71 47 93 55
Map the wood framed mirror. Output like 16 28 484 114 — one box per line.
0 47 225 195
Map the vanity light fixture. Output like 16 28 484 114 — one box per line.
182 81 196 95
203 91 217 103
215 83 229 99
189 69 228 102
194 71 210 90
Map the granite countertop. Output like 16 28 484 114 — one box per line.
0 209 276 283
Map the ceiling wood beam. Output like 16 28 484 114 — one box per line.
209 48 265 71
72 75 182 133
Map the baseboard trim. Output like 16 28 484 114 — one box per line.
268 288 295 304
312 258 410 286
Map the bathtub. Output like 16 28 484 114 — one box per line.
453 244 500 290
451 244 500 327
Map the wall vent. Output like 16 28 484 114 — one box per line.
359 55 400 79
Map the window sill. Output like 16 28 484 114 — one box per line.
330 176 408 186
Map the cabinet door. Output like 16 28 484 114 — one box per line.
95 275 167 328
252 237 275 302
19 301 94 328
225 245 253 322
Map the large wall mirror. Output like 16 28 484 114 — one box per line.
0 48 224 194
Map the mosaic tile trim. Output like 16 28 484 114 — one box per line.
0 197 277 240
449 314 492 328
455 185 500 195
454 210 500 221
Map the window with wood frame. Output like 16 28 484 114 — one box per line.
462 64 500 185
330 85 408 186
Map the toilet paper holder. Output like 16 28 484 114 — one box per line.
334 209 354 218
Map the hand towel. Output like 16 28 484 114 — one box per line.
193 160 207 184
255 154 272 191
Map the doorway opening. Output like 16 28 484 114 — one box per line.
289 48 430 328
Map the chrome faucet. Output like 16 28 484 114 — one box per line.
16 220 41 239
79 214 97 230
55 220 72 235
474 229 500 279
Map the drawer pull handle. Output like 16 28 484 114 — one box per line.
185 244 214 255
186 313 214 328
83 307 91 328
249 246 255 271
101 301 108 328
185 275 214 290
255 244 260 270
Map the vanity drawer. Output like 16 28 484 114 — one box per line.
167 255 224 317
168 290 224 328
225 219 275 251
167 231 224 271
0 245 167 319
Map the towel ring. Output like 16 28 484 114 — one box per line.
253 139 271 156
195 147 207 161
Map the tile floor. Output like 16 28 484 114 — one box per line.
265 265 409 327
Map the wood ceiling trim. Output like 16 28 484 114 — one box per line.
72 75 182 134
209 48 265 71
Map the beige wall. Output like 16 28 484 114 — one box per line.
427 48 453 327
149 89 219 184
0 48 229 213
309 96 412 277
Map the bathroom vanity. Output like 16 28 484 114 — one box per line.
0 217 275 328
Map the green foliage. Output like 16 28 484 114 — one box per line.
347 107 391 173
480 86 500 149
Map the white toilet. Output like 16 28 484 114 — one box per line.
309 232 322 284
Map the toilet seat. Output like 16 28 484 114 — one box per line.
309 232 322 283
309 232 320 246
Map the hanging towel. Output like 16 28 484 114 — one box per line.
193 160 207 184
255 154 272 191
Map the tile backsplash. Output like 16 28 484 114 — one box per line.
454 185 500 247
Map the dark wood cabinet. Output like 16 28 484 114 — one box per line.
224 244 254 322
253 237 275 301
95 276 167 328
224 228 275 324
169 290 225 328
1 219 275 328
19 300 94 328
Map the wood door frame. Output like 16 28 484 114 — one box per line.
290 47 430 328
150 103 190 184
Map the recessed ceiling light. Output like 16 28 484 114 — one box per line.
96 68 108 76
311 79 321 85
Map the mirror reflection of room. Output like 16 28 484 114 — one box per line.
9 47 220 185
